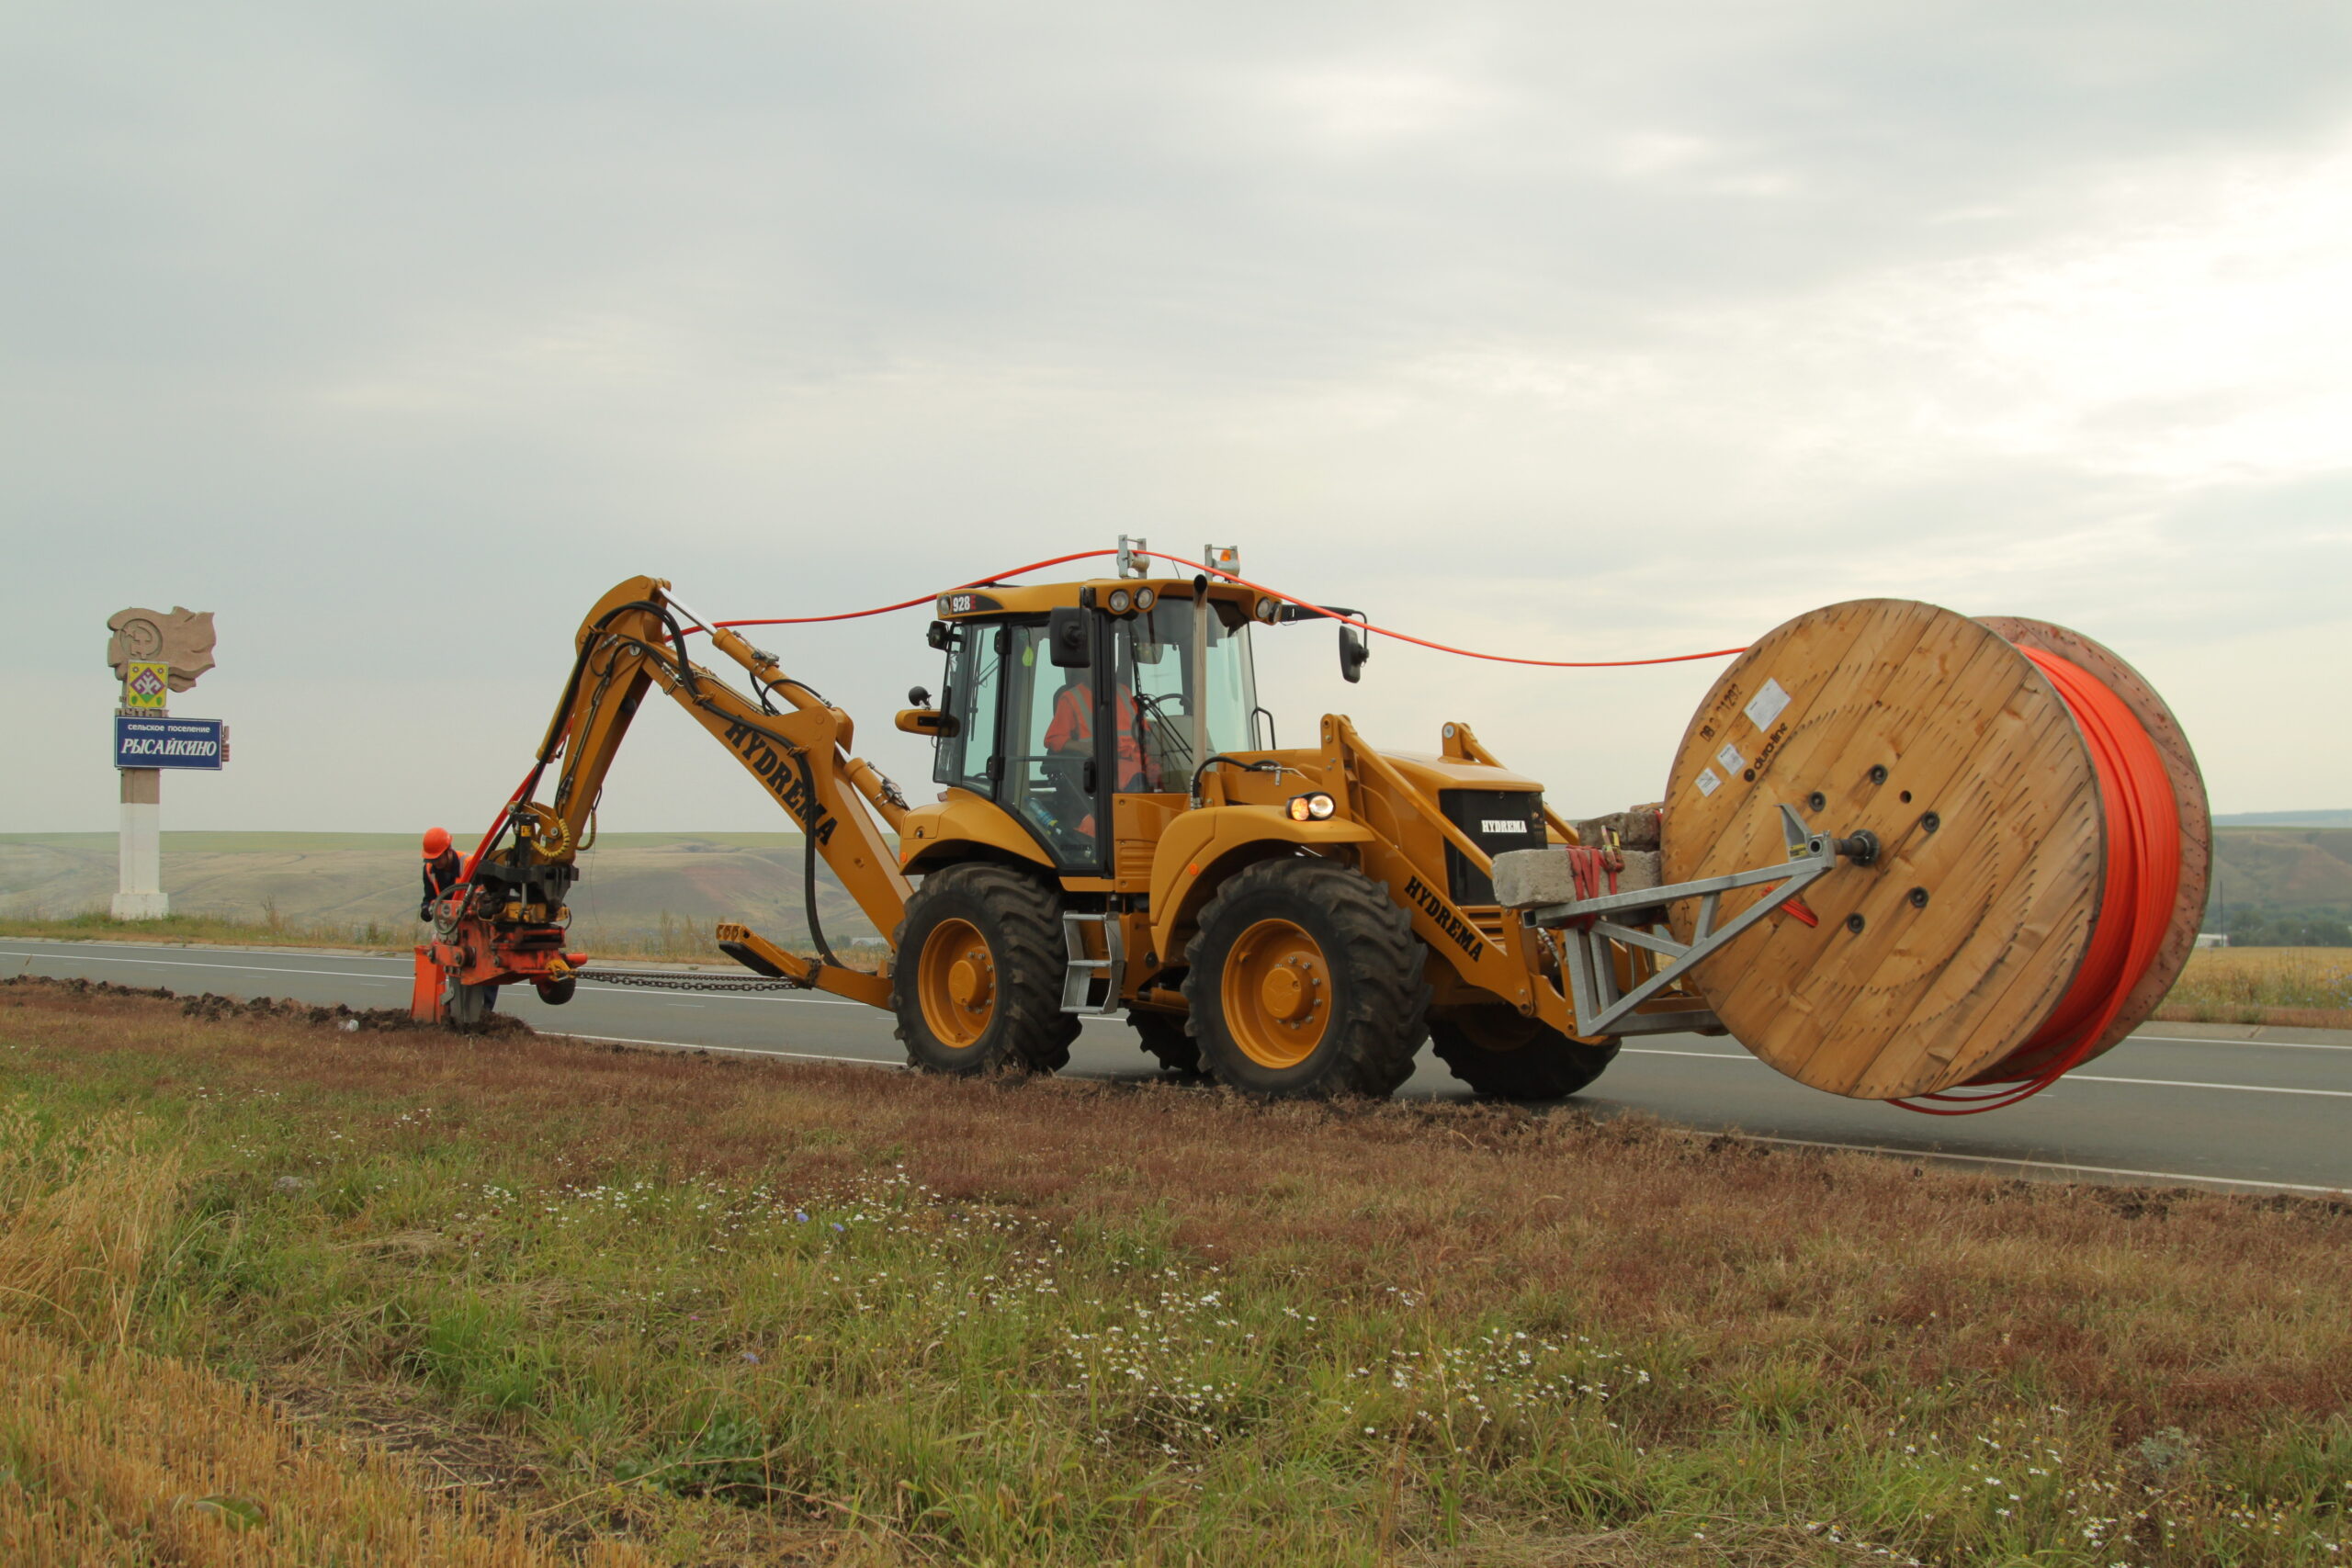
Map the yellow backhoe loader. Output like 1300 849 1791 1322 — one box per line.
413 547 1727 1099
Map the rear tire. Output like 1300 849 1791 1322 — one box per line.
1182 857 1428 1099
1430 1007 1618 1100
1130 1010 1201 1076
892 863 1078 1076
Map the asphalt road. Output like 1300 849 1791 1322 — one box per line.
6 938 2347 1197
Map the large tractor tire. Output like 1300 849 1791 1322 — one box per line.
1430 1007 1619 1100
892 863 1079 1077
1182 856 1429 1099
1130 1010 1202 1077
445 978 500 1031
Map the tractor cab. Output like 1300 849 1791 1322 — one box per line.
913 579 1272 874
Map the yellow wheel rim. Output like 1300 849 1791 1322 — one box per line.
1221 918 1330 1069
918 919 995 1048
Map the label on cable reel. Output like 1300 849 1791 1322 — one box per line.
1743 677 1792 732
1693 768 1721 797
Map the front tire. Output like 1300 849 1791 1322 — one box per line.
1429 1007 1618 1100
892 863 1079 1076
1182 857 1428 1099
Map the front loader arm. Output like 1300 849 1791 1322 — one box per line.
469 575 913 979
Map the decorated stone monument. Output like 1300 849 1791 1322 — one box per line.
105 606 224 919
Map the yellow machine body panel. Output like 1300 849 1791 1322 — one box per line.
1145 805 1379 963
899 788 1058 874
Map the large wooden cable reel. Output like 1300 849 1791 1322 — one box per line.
1661 599 2210 1100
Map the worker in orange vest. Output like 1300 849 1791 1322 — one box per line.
1044 666 1150 792
419 827 463 919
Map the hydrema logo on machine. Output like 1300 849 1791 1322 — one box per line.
1479 818 1527 835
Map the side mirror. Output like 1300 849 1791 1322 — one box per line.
1047 605 1093 669
926 620 953 651
1339 621 1370 683
895 708 959 738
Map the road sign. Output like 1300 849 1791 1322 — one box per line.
115 716 227 771
123 660 169 712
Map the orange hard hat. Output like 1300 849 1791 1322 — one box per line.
422 826 452 857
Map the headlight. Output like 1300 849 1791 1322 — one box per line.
1135 586 1157 611
1256 596 1278 624
1287 792 1338 821
1107 588 1132 614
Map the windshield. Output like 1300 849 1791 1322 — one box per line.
1110 598 1260 791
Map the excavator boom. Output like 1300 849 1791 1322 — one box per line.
413 576 912 1020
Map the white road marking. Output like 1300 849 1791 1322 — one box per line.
1621 1048 2351 1098
558 1032 904 1068
576 983 862 1008
540 1033 2350 1197
2127 1034 2352 1054
2065 1074 2352 1099
1723 1134 2347 1197
1622 1048 1752 1061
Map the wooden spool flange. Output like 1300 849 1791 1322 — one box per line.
1661 598 2207 1100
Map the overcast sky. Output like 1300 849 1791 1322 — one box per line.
7 2 2349 836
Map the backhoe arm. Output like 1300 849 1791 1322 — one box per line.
423 576 914 1017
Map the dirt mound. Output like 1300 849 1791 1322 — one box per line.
0 974 531 1035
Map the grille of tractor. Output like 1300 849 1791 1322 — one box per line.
1440 789 1547 906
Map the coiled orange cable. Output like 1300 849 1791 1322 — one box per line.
1894 649 2180 1114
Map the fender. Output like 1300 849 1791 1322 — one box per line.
899 787 1057 875
1148 806 1377 962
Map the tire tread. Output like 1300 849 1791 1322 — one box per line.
1182 857 1429 1099
892 863 1077 1074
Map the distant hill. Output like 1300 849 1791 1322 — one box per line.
2212 810 2352 828
8 824 2349 938
2211 827 2352 913
0 831 879 945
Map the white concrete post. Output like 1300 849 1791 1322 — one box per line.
113 766 168 919
106 604 218 923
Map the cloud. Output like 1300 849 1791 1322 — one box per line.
4 1 2349 835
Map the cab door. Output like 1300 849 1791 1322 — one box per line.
932 617 1109 874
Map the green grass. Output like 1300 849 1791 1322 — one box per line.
0 908 412 952
2 984 2347 1565
0 908 882 966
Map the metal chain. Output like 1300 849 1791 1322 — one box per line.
571 968 810 994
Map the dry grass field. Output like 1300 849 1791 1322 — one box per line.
0 978 2346 1565
2153 948 2352 1030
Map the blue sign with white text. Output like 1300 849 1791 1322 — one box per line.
115 716 227 771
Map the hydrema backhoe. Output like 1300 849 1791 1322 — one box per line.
415 553 1710 1098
